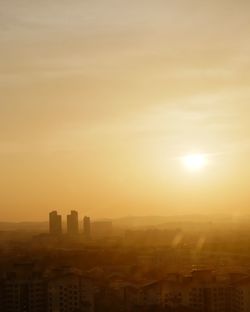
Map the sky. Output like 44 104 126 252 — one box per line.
1 0 250 221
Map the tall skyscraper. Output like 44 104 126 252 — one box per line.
49 211 62 235
83 216 91 239
67 210 79 235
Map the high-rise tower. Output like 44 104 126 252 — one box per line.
49 211 62 235
83 216 91 239
67 210 79 235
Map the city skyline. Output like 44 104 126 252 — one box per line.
2 2 250 312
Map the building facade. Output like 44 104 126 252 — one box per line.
83 216 91 239
49 211 62 236
67 211 79 235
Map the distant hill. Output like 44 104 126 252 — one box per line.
0 214 246 232
0 222 48 232
111 214 233 229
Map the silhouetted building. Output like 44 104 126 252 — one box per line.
2 263 47 312
67 210 79 235
83 216 91 239
48 272 95 312
49 211 62 235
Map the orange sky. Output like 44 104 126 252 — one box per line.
1 0 250 221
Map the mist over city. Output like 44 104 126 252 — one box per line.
1 0 250 311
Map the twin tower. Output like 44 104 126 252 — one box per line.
49 210 91 238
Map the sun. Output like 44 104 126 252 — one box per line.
181 153 207 171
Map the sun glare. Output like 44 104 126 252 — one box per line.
181 153 207 171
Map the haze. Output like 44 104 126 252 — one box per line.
1 0 250 221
